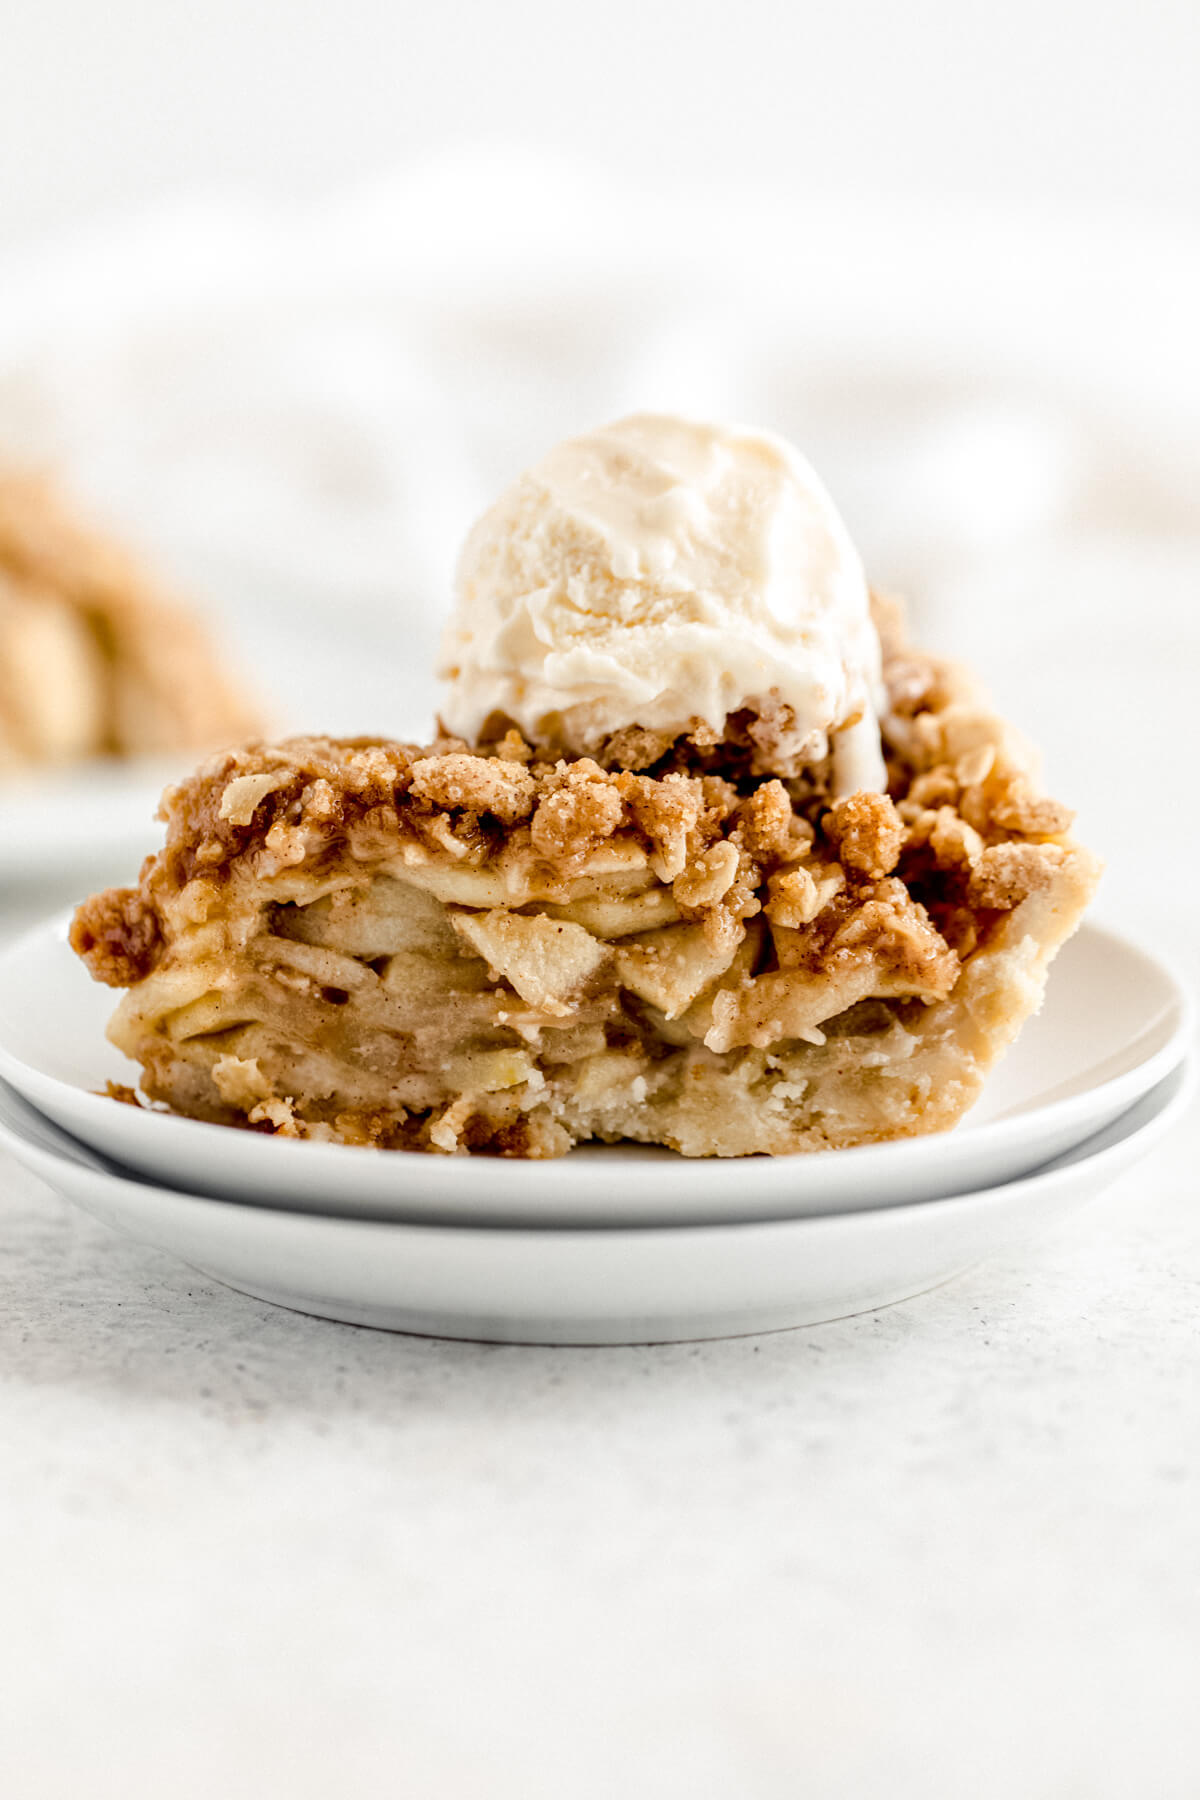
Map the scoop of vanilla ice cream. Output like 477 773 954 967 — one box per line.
439 413 886 793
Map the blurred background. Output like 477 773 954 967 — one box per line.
0 0 1197 934
4 0 1199 234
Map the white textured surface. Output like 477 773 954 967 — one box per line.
1 1124 1198 1800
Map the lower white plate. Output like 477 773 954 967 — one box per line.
0 916 1190 1226
0 1062 1191 1344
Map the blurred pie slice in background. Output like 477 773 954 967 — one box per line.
0 467 258 773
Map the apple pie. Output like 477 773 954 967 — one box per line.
71 597 1099 1158
0 467 257 772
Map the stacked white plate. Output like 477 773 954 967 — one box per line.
0 915 1191 1344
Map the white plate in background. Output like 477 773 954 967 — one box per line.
0 757 178 887
0 1062 1190 1345
0 915 1189 1227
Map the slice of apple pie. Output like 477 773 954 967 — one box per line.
71 415 1097 1158
71 607 1097 1158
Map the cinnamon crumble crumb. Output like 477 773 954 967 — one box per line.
989 780 1074 838
70 886 161 985
103 1081 143 1107
410 752 537 825
738 780 795 862
825 791 906 879
969 842 1065 909
618 771 703 880
530 762 625 859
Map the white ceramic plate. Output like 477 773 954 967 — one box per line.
0 758 180 886
0 915 1190 1227
0 1063 1191 1343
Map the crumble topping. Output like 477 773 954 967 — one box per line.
410 752 537 825
71 882 161 987
71 630 1084 1004
825 792 906 879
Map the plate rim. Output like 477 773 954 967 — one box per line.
1 1059 1191 1345
0 1057 1191 1247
